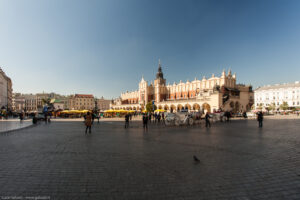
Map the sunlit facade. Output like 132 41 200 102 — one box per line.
111 61 254 113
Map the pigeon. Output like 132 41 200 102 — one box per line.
193 155 200 162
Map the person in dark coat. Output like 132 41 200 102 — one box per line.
142 114 148 131
257 111 263 127
162 112 165 124
85 112 93 134
154 113 158 123
205 112 211 128
125 114 130 128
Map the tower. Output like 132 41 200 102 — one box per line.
154 59 166 102
154 59 166 86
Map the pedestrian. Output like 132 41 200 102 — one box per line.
85 112 93 134
143 113 148 131
205 112 211 128
44 112 48 124
148 113 152 123
129 114 132 121
125 113 130 128
19 112 24 121
97 113 100 123
257 111 263 128
225 111 231 122
92 112 95 124
154 113 158 123
162 112 165 124
243 111 248 119
157 113 161 123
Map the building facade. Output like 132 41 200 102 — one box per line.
254 81 300 109
7 77 12 111
12 93 25 113
0 68 12 110
96 97 111 111
111 61 254 113
68 94 95 110
24 94 38 112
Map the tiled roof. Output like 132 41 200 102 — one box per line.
255 81 300 91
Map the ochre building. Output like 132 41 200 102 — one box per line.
111 61 254 113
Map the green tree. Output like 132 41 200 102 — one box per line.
257 103 263 110
268 102 276 111
280 101 289 110
146 102 156 113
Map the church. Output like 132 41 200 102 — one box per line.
111 61 254 113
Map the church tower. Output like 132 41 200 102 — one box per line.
154 59 166 102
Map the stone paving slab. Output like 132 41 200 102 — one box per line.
0 120 32 133
0 119 299 199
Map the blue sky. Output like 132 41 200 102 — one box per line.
1 0 300 98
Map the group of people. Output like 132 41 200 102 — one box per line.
124 112 165 130
83 110 265 134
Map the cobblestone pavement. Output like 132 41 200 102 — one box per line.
0 119 299 200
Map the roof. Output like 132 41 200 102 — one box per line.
255 81 300 91
75 94 94 98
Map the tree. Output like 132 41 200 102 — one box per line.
146 102 156 113
257 103 263 110
268 103 276 111
280 101 289 111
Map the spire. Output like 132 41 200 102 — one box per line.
141 74 144 82
156 59 164 79
232 73 236 79
221 69 226 77
228 68 232 76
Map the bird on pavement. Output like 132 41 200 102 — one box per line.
193 155 200 163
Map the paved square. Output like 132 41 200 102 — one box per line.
0 119 299 199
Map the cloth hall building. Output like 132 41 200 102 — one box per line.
111 61 254 113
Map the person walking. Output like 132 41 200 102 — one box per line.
85 112 93 134
225 111 231 122
154 113 157 124
142 113 148 131
148 113 152 123
125 113 130 128
162 112 165 125
97 113 100 123
205 112 211 128
19 112 24 121
157 113 161 124
257 111 263 128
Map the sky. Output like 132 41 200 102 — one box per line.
1 0 300 98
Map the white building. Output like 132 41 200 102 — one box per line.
254 81 300 109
